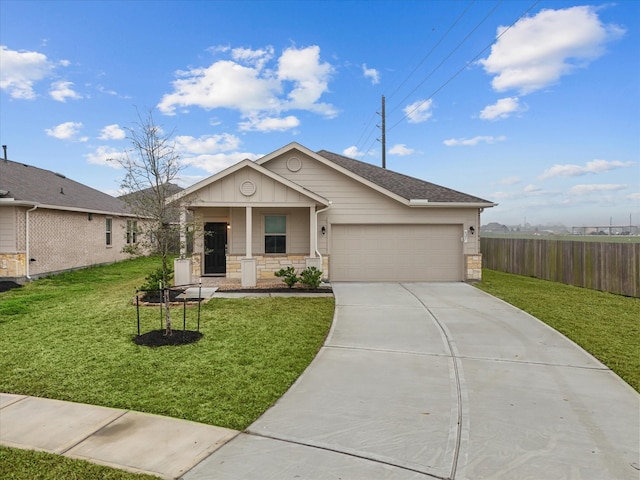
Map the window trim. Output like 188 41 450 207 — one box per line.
264 214 287 254
126 219 138 244
105 217 112 247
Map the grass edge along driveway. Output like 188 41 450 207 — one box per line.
476 268 639 392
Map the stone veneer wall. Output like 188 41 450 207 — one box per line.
465 253 482 281
192 253 330 281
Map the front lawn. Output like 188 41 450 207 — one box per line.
0 446 160 480
0 257 334 430
476 269 640 392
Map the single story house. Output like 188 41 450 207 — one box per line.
172 142 495 286
0 157 139 282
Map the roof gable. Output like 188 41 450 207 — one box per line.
257 142 494 206
0 159 131 215
316 150 493 204
171 158 329 206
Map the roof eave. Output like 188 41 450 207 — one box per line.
408 200 497 208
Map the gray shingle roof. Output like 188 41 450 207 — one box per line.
316 150 493 204
0 159 131 214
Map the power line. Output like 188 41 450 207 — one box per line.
352 1 476 155
388 0 541 133
387 0 503 119
386 0 476 104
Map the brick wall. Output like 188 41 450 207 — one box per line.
27 209 133 277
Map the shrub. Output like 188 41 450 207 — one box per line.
140 265 174 291
274 266 299 288
300 266 323 289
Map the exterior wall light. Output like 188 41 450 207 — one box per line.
469 226 475 234
321 226 326 235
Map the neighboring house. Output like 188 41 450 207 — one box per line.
0 157 139 282
118 183 185 254
172 142 496 286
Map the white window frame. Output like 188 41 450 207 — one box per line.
264 214 287 254
106 218 112 246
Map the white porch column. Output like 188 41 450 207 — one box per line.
179 208 187 257
242 206 256 287
245 206 252 257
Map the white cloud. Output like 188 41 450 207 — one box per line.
231 46 274 69
540 159 634 179
99 124 126 140
0 46 54 99
49 80 82 102
175 133 258 174
45 121 87 141
388 144 414 156
175 133 241 154
499 176 521 185
404 99 433 123
183 152 260 174
479 97 523 120
362 64 380 84
238 114 300 132
524 184 542 193
569 184 627 195
158 45 337 123
627 193 640 200
444 135 506 147
277 45 336 116
479 6 625 94
85 146 124 168
343 146 366 158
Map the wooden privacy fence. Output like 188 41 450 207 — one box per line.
481 238 640 298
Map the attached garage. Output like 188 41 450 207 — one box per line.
330 224 464 282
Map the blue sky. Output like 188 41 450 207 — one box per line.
1 0 638 227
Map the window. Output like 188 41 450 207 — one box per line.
106 218 112 246
126 220 138 244
265 215 286 253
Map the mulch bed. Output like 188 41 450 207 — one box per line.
134 329 203 347
0 281 21 293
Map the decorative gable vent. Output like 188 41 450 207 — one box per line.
240 180 256 196
286 156 302 172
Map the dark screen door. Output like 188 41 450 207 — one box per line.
204 222 227 275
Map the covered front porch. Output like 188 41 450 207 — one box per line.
180 204 329 288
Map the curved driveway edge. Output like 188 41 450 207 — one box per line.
185 282 639 480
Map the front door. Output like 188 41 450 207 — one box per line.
204 222 227 275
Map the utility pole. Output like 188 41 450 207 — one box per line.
377 95 386 169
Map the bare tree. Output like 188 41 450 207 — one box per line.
113 109 183 336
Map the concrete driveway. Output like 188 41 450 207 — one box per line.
185 282 639 480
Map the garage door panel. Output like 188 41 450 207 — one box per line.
331 224 462 282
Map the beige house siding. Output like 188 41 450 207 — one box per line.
0 206 16 251
265 152 480 256
195 166 318 206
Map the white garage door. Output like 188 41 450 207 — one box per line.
330 224 463 282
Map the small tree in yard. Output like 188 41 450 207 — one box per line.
112 109 183 336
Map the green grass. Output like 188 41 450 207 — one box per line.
0 446 160 480
0 256 334 430
476 269 640 391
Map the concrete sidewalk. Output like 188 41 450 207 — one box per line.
2 283 638 479
0 393 238 479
